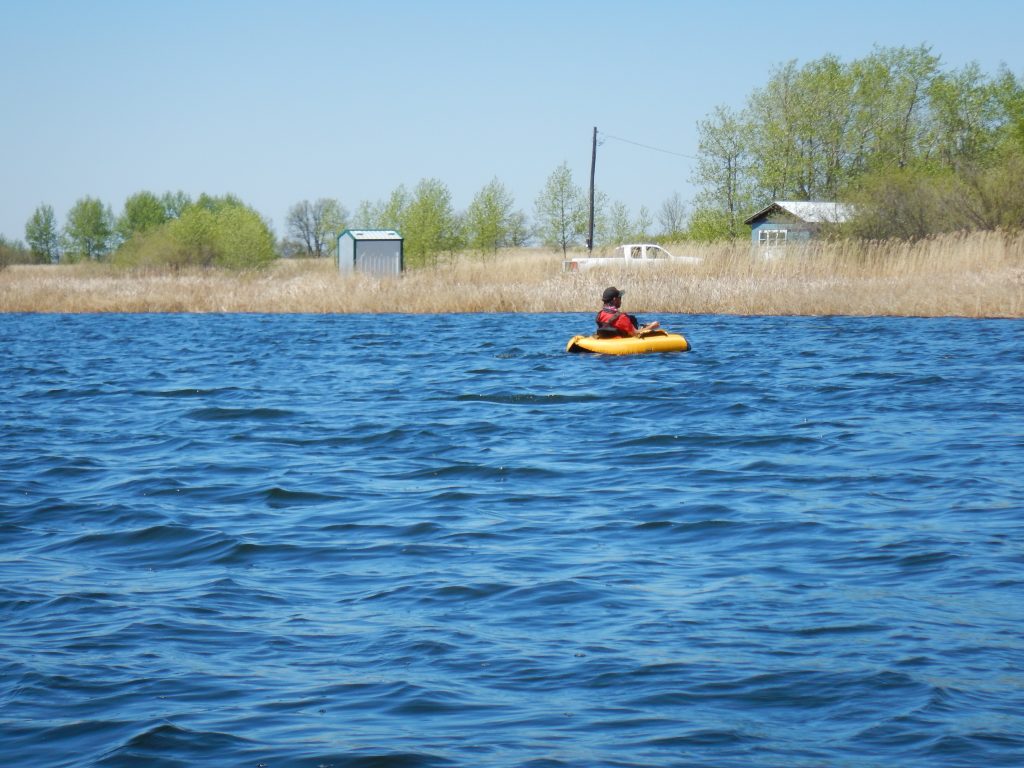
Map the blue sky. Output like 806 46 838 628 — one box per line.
3 0 1023 242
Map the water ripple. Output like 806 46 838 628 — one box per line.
1 313 1022 768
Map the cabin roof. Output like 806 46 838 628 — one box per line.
744 201 854 225
339 229 402 240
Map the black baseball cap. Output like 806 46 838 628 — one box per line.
602 286 623 302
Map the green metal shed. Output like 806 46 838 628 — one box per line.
336 229 404 276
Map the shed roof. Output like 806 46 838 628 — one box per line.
744 201 854 225
340 229 402 240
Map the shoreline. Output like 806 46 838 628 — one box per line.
2 235 1022 318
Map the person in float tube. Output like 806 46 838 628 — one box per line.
596 286 660 338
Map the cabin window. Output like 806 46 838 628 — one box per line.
758 229 787 246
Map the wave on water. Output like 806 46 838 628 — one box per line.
1 313 1022 767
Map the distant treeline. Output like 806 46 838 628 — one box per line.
5 44 1022 270
8 193 276 270
692 44 1024 240
5 169 682 269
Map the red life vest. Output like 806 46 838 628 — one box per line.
596 307 635 337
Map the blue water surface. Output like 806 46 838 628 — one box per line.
1 312 1022 768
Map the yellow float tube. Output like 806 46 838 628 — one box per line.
565 329 691 355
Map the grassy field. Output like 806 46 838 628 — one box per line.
1 232 1022 317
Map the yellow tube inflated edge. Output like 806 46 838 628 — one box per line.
565 331 691 355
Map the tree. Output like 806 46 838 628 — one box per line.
403 178 460 267
212 204 278 268
161 190 192 219
118 191 168 242
690 45 1024 241
113 195 277 269
286 198 348 258
353 187 412 234
793 54 858 197
352 199 382 229
1 235 36 267
194 193 245 213
63 197 114 261
691 45 950 211
955 145 1024 232
693 104 755 231
658 192 688 238
746 55 860 201
992 67 1024 151
505 210 531 247
379 185 411 231
464 177 516 254
746 60 803 199
534 162 586 255
164 206 218 266
634 205 654 241
606 201 633 244
851 45 941 171
25 204 60 263
686 206 741 242
927 63 1005 169
844 164 960 240
589 189 612 247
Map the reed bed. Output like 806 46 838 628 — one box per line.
1 231 1021 317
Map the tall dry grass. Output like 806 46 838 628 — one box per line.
1 232 1021 317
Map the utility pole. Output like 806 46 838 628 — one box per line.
588 126 597 255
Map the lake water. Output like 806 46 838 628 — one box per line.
1 312 1022 768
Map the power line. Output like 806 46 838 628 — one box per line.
599 131 698 160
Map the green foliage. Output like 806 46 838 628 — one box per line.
352 199 382 229
588 189 610 247
353 182 464 268
959 145 1024 231
161 190 192 219
464 177 517 254
195 193 245 214
25 204 60 263
843 164 960 240
695 45 1024 240
118 191 169 242
211 205 277 268
403 178 461 267
0 235 39 268
692 105 758 220
534 162 587 255
167 207 220 266
381 186 410 231
606 201 632 245
992 68 1024 151
927 62 1006 168
685 207 746 242
843 144 1024 240
634 206 654 241
63 197 115 261
113 195 276 269
844 45 941 173
113 223 192 268
355 186 412 232
504 210 531 247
